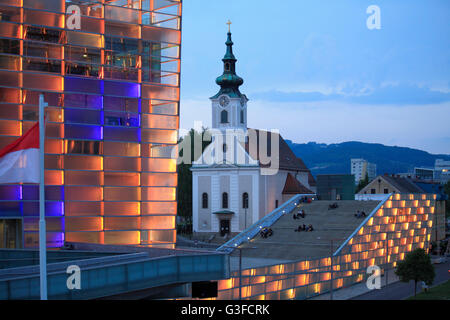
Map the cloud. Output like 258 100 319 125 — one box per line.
250 84 450 105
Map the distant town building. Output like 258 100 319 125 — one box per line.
316 174 355 200
351 158 377 184
414 158 450 184
358 174 422 195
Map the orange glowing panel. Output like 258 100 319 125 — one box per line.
218 279 233 291
141 216 175 230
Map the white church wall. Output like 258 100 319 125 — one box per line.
211 174 221 232
238 175 253 231
197 175 212 231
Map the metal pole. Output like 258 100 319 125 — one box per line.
239 248 242 300
39 94 48 300
330 239 333 300
385 232 388 288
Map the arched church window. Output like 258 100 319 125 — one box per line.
240 110 244 124
222 192 229 209
243 192 249 209
225 62 230 71
202 193 208 209
221 110 228 123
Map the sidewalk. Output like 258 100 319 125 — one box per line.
309 269 400 300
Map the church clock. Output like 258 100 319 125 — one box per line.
219 95 230 107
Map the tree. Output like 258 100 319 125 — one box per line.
395 248 435 296
355 172 370 193
176 128 212 224
443 181 450 217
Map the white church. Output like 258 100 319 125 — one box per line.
191 30 316 236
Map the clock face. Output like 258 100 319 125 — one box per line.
219 95 230 107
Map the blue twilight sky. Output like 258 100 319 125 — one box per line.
179 0 450 154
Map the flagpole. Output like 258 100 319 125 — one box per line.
39 94 48 300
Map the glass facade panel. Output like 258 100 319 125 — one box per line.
0 0 181 249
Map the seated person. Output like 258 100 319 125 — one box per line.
307 224 314 232
328 203 338 210
260 228 268 238
361 211 366 217
298 210 305 218
293 213 297 220
267 228 273 237
354 210 361 217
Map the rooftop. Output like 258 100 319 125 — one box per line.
238 200 381 261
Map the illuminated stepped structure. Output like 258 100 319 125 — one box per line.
215 193 436 300
240 200 380 260
0 0 182 249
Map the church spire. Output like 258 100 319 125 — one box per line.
211 24 244 99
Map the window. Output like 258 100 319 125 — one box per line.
384 188 389 194
275 200 279 208
240 110 244 124
222 192 228 209
242 192 249 209
223 144 227 153
224 62 230 71
220 110 228 123
202 193 208 209
371 189 376 194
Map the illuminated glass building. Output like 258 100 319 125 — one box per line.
0 0 181 249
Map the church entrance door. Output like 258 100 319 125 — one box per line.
220 219 230 236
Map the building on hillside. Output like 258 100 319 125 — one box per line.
0 0 182 249
316 174 355 200
191 30 315 236
351 158 376 184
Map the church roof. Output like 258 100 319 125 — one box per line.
211 31 244 99
244 129 311 172
308 171 317 187
282 173 314 195
380 175 424 193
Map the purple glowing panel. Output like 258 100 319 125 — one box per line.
0 201 21 217
65 108 102 125
47 232 64 248
65 124 103 140
22 202 64 217
0 186 21 200
22 185 38 201
104 81 140 98
64 93 103 110
46 202 65 217
65 77 102 94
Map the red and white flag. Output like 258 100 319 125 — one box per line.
0 122 40 183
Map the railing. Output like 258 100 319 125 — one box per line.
355 194 391 201
0 251 230 300
217 194 315 253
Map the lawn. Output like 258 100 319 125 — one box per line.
408 280 450 300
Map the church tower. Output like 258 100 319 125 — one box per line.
210 26 248 131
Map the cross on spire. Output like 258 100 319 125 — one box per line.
226 20 232 33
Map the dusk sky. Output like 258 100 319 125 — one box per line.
180 0 450 155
